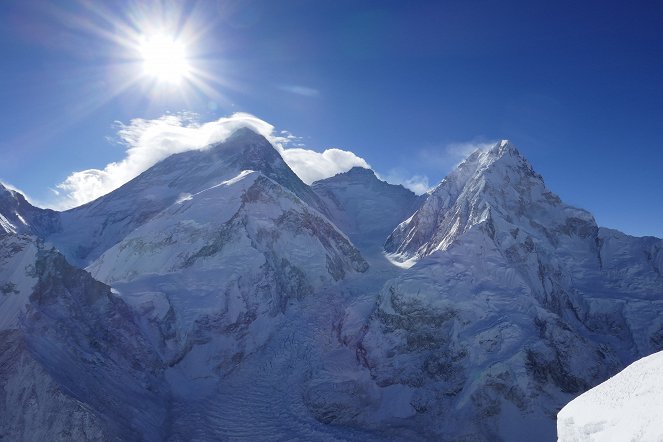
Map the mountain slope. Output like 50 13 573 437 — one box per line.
85 169 367 394
3 127 373 440
89 170 366 286
385 141 595 267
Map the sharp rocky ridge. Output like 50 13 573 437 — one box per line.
0 131 661 441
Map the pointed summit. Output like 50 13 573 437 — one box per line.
226 126 266 142
344 166 375 176
385 141 594 264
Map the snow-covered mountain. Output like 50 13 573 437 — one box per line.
0 184 59 236
48 127 332 266
315 141 663 440
1 132 661 441
75 129 369 428
1 128 373 441
86 169 368 394
557 350 663 441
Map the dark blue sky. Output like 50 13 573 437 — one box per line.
1 0 662 236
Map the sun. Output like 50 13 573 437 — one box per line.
139 34 190 84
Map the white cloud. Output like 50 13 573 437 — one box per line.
379 170 431 195
49 112 369 209
283 147 370 184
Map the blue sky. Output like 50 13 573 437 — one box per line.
1 0 662 237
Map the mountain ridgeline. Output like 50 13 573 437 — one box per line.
1 129 661 441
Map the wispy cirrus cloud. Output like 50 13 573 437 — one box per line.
376 138 498 195
279 85 320 97
416 138 497 171
379 170 430 195
49 112 368 209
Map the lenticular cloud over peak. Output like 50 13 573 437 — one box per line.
50 112 369 209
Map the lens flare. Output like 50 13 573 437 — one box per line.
139 34 190 84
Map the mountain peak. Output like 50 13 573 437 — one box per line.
0 182 20 201
490 139 524 159
477 139 524 164
51 125 331 265
386 141 594 263
346 166 374 175
0 183 59 236
226 126 267 143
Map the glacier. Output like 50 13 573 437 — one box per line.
1 130 661 441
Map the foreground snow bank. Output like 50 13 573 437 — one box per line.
557 350 663 441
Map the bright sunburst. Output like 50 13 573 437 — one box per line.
139 34 190 84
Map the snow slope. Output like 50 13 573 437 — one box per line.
88 170 366 286
557 350 663 441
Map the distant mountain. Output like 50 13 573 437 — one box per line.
312 167 424 252
0 184 59 236
1 133 661 441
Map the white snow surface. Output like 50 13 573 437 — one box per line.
557 350 663 442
